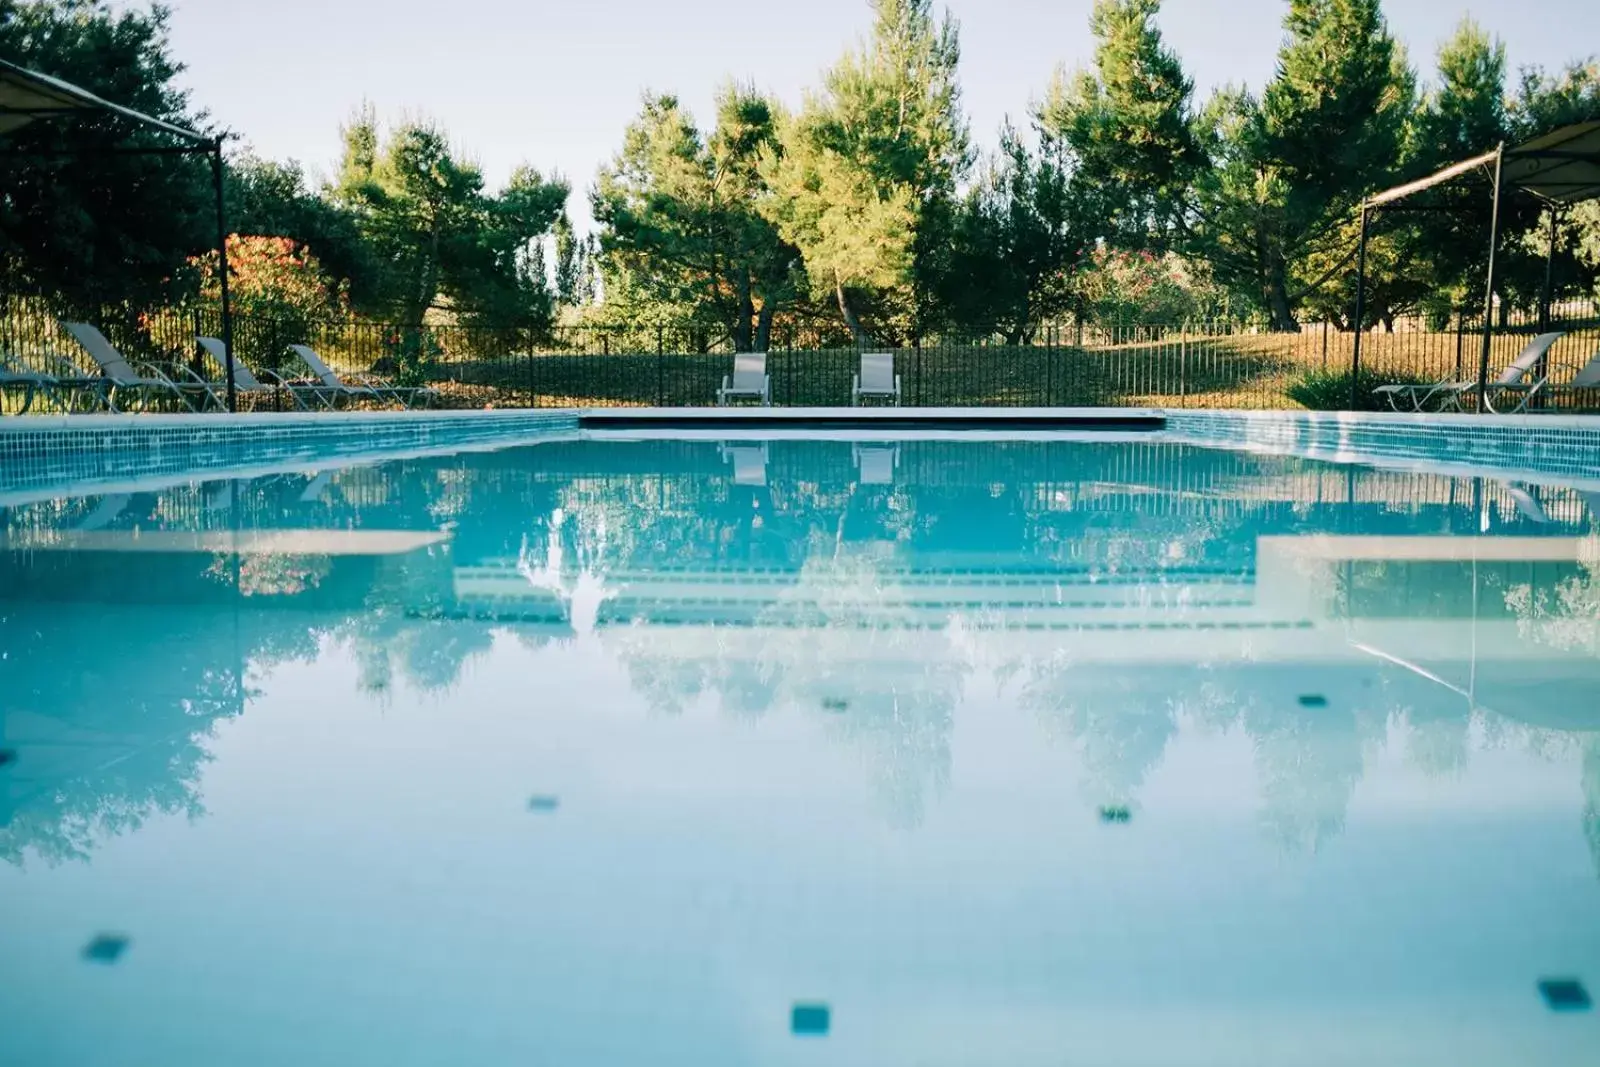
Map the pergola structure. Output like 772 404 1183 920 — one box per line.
0 59 238 410
1351 120 1600 410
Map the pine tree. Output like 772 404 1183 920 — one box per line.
593 87 796 349
759 0 968 342
1190 0 1414 330
1038 0 1201 248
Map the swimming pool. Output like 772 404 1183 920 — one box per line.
2 432 1598 1065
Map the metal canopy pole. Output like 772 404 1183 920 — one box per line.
1349 204 1370 410
1476 143 1505 412
208 139 236 413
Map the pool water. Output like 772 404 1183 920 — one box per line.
2 436 1598 1066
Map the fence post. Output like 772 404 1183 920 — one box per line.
656 324 664 407
524 335 534 407
1454 310 1465 381
914 331 923 406
1320 319 1329 370
1179 322 1188 405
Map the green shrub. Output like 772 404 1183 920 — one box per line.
1286 367 1437 411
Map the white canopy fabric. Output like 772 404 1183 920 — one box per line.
1365 120 1600 209
0 57 208 143
1501 120 1600 205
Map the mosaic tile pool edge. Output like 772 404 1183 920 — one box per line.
1162 409 1600 484
0 410 580 496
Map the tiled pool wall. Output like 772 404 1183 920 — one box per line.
3 408 1599 499
1163 409 1600 485
0 409 579 497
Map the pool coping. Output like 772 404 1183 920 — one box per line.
576 406 1166 430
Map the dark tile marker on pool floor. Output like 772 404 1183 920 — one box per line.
0 749 16 768
1298 694 1328 708
821 697 849 713
1539 978 1592 1012
526 795 560 813
1098 805 1131 824
82 934 130 964
791 1003 830 1036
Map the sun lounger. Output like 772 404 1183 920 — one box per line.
852 352 901 406
286 344 436 409
1 352 68 414
60 321 217 412
1373 331 1564 413
717 352 770 407
195 336 321 411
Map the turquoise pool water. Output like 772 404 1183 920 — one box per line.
2 436 1598 1065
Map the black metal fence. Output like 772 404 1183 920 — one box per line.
4 294 1599 412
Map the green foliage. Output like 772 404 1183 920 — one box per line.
939 124 1092 340
226 154 379 309
1037 0 1202 248
1285 366 1435 410
0 0 214 311
333 109 568 327
189 235 348 367
1398 19 1509 314
593 87 797 349
1075 246 1224 324
1188 0 1415 331
758 0 968 342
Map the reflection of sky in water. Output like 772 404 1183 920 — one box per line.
1 438 1598 1066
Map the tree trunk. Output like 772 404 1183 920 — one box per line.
733 271 754 353
754 304 774 353
835 274 871 346
1263 262 1299 333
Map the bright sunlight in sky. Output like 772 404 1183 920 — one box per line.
163 0 1594 229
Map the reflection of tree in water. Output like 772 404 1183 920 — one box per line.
1584 739 1600 882
0 598 322 867
755 533 967 828
1245 701 1384 854
1404 705 1473 778
207 553 333 597
1505 563 1600 656
1020 660 1178 810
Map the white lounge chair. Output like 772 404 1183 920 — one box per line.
196 337 320 411
1373 331 1564 413
720 443 768 485
852 352 900 406
1534 349 1600 412
717 352 770 407
287 343 437 409
853 444 899 485
61 321 217 412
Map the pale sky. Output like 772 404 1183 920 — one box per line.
160 0 1595 229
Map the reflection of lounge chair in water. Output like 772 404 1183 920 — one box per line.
1505 483 1552 524
76 494 130 531
853 444 899 485
720 443 768 486
299 471 335 504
